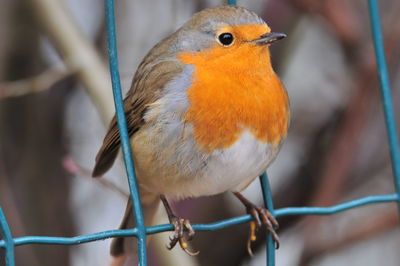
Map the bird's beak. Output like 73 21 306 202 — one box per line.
252 32 287 45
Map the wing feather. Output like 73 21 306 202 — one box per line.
92 59 183 177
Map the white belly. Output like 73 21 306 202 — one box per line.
131 66 280 198
184 130 279 197
133 126 279 199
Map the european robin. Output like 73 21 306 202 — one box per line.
93 5 289 257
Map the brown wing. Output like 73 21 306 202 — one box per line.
92 59 183 177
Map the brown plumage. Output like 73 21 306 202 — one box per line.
92 57 183 177
93 5 289 258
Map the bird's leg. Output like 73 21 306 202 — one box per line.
160 195 199 256
233 192 280 255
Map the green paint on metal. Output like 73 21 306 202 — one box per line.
104 0 147 264
0 208 15 266
1 1 399 266
260 174 276 266
368 0 400 213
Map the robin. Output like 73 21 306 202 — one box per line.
93 5 289 257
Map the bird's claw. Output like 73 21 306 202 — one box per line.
167 217 199 256
246 206 280 256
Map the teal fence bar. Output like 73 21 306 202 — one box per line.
104 0 147 264
0 208 14 266
260 174 276 266
0 194 398 246
1 1 399 266
368 0 400 212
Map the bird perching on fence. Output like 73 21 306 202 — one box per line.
93 5 289 257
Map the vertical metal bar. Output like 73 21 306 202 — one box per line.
0 208 15 266
225 1 274 265
104 0 147 264
228 1 274 264
368 0 400 213
260 173 276 266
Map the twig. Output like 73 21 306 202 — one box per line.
283 0 400 264
0 64 71 99
29 0 115 124
300 205 399 265
62 156 129 199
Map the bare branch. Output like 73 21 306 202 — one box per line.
62 156 129 199
0 65 71 99
29 0 115 124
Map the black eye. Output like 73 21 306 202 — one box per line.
218 32 234 46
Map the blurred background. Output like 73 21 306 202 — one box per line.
1 0 399 265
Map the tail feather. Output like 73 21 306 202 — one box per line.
92 148 119 177
111 192 160 256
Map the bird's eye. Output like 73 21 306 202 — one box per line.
217 32 234 46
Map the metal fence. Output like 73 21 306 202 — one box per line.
1 0 399 265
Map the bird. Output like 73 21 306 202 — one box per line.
93 4 289 257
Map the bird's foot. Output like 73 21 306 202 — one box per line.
160 194 199 256
233 192 280 256
167 216 199 256
246 205 280 255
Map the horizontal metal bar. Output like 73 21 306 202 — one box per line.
0 228 138 247
1 193 397 248
275 193 398 217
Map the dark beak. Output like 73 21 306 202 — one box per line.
253 32 287 45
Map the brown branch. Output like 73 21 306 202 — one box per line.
0 65 71 99
301 204 399 265
282 0 400 264
62 156 129 199
28 0 114 124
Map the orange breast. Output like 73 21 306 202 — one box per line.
178 32 289 151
